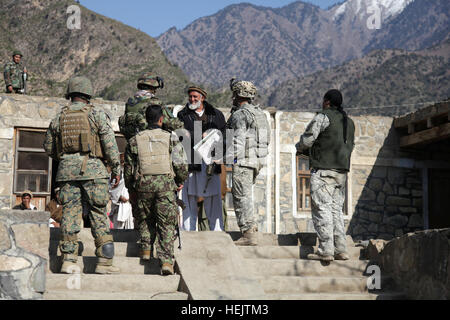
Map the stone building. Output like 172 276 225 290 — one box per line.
0 94 449 241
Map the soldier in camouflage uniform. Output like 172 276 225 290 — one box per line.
124 105 188 275
44 76 122 274
296 89 355 262
119 72 183 260
3 50 27 94
226 79 270 246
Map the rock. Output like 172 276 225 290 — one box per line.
0 222 11 251
368 212 383 223
407 214 423 228
0 255 32 271
385 215 409 228
399 207 417 214
367 239 388 262
382 182 394 195
376 192 385 205
379 229 450 299
11 224 49 260
360 188 376 201
369 178 383 192
386 196 411 206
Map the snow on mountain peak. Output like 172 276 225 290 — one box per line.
332 0 415 21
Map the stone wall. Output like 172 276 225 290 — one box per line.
1 94 447 239
378 229 450 300
0 94 125 209
275 111 425 238
349 166 423 240
0 210 50 300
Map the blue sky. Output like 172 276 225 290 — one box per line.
82 0 340 37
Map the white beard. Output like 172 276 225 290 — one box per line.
188 100 202 110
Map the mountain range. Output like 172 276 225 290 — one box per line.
158 0 449 91
0 0 191 103
0 0 448 116
265 40 450 116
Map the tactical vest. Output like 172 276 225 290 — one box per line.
241 104 271 158
309 108 355 171
119 96 162 140
136 129 173 176
59 105 104 159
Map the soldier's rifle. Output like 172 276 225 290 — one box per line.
175 196 185 250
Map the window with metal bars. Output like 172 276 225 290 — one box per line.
14 129 52 196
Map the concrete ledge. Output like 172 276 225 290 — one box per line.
0 210 49 300
174 231 266 300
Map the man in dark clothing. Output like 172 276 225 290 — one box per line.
13 191 37 210
296 89 355 262
177 86 226 231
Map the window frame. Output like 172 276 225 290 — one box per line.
14 128 52 197
296 154 312 212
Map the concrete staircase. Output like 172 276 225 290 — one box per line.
44 229 406 300
44 228 188 300
230 232 407 300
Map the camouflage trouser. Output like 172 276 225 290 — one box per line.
232 165 257 232
129 187 154 249
310 169 348 256
59 179 112 260
138 191 178 265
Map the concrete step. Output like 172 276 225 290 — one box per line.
264 292 407 300
228 231 355 247
49 256 163 275
49 241 140 257
239 246 365 260
257 275 396 294
51 228 355 248
46 273 180 292
247 259 370 277
50 228 139 243
44 289 188 300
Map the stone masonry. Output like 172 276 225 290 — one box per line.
0 210 49 300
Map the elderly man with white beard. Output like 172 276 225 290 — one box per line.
177 86 226 232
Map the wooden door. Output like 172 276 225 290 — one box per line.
429 169 450 229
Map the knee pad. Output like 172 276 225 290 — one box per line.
96 242 114 259
94 234 114 259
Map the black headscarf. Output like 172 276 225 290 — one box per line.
324 89 348 144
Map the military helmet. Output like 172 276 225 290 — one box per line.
65 76 94 99
137 73 164 89
230 78 257 99
12 50 23 57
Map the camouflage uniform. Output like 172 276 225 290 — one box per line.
119 74 183 254
227 104 260 232
44 80 121 268
3 58 26 93
297 110 355 257
124 125 188 265
226 80 270 237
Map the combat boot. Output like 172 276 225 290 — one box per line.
234 227 258 246
60 254 80 274
140 249 151 261
161 262 174 276
95 258 121 274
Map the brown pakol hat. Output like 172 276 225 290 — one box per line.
187 86 207 99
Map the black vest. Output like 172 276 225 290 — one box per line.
309 108 355 171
